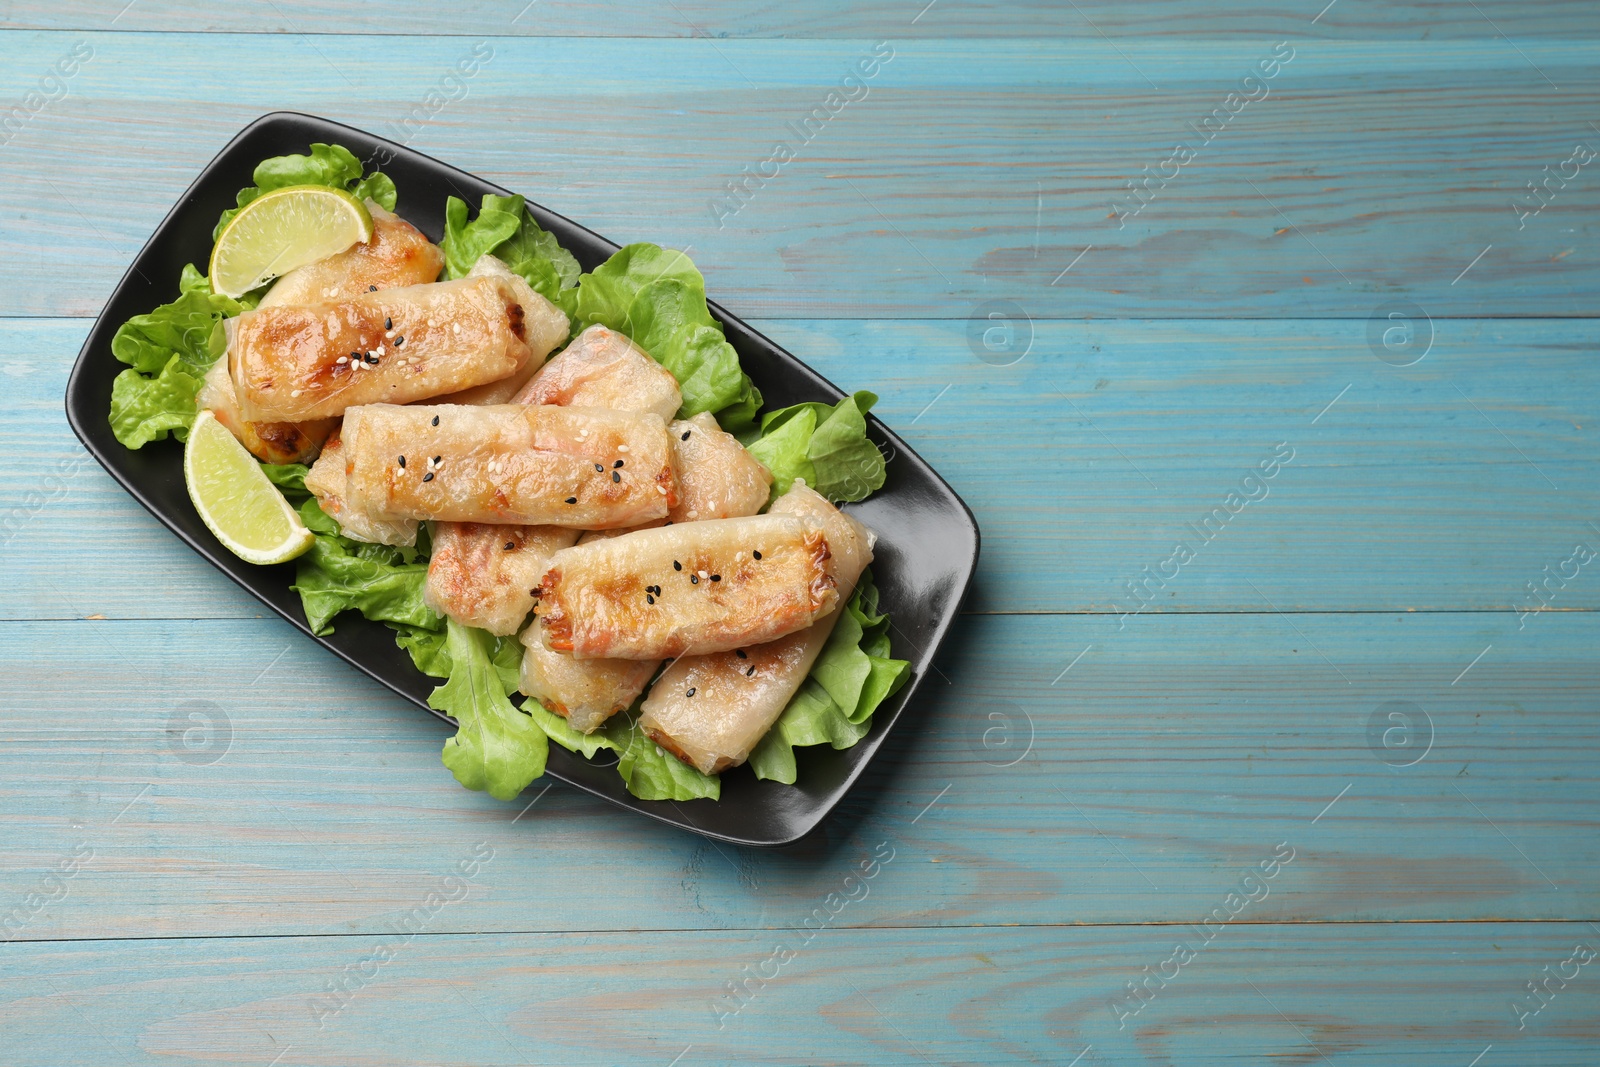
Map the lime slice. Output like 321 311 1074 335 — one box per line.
184 411 315 565
209 185 373 298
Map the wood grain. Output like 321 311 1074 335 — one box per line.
7 0 1600 38
2 924 1597 1065
0 611 1593 941
0 35 1596 318
9 317 1596 618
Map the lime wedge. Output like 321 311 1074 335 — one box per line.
209 185 373 298
184 411 315 565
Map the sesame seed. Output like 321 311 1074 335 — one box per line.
710 574 721 582
618 445 629 453
613 460 624 468
368 285 378 292
422 472 434 482
735 649 746 659
673 561 682 571
697 570 708 579
656 485 668 495
565 497 577 504
594 463 603 472
375 345 385 357
350 351 361 361
431 415 440 426
504 542 516 551
385 317 392 331
752 550 762 560
646 594 655 605
452 323 461 334
746 665 755 676
612 471 621 483
685 687 696 697
432 456 442 465
385 330 395 340
687 509 698 519
397 455 406 468
690 574 699 584
336 355 349 365
680 430 691 441
394 336 404 346
427 318 437 327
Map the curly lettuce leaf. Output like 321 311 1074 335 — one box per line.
746 391 885 503
748 569 909 784
289 500 436 636
569 243 761 432
213 143 397 239
524 696 721 800
440 194 580 313
392 620 521 694
431 620 548 801
107 265 245 449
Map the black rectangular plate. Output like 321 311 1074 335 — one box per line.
64 112 979 847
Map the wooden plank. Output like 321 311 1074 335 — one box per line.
7 0 1599 38
2 924 1597 1065
0 35 1596 318
10 317 1597 619
2 611 1595 941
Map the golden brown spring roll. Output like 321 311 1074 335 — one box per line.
231 275 538 422
519 419 773 731
424 524 578 635
641 482 875 774
303 431 419 547
259 201 445 308
513 324 681 420
197 358 336 464
341 403 673 527
429 255 571 406
535 514 837 660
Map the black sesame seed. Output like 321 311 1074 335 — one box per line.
368 284 378 292
504 542 516 551
431 415 440 426
422 472 434 482
746 665 756 676
752 550 762 560
594 463 604 472
397 455 406 468
673 561 682 571
385 317 392 330
686 687 696 697
613 459 624 468
710 574 721 582
612 471 621 483
394 335 404 346
565 496 577 504
351 350 362 361
690 574 699 584
680 430 691 441
646 594 655 605
735 649 747 659
432 456 442 465
366 353 380 364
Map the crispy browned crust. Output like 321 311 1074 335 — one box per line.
804 531 835 611
537 566 574 652
656 462 678 510
644 726 736 775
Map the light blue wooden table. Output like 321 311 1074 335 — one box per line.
2 3 1598 1064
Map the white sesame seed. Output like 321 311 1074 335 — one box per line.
617 445 630 453
735 552 744 560
375 345 386 357
656 485 668 495
427 318 437 327
452 323 461 335
385 331 394 339
697 569 708 579
335 356 349 364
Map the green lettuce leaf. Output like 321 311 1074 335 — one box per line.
213 143 397 239
746 391 885 503
289 501 437 636
748 569 909 784
523 696 721 800
107 265 245 449
431 620 548 801
569 244 761 431
260 462 311 498
440 194 581 313
392 620 521 694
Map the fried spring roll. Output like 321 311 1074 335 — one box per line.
341 403 673 527
667 413 773 522
259 201 445 308
640 482 876 773
535 514 837 660
231 275 541 422
197 358 336 464
303 431 418 546
429 255 572 406
424 524 578 635
519 418 773 730
513 324 681 420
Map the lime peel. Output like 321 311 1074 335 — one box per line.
184 411 315 565
209 185 372 299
